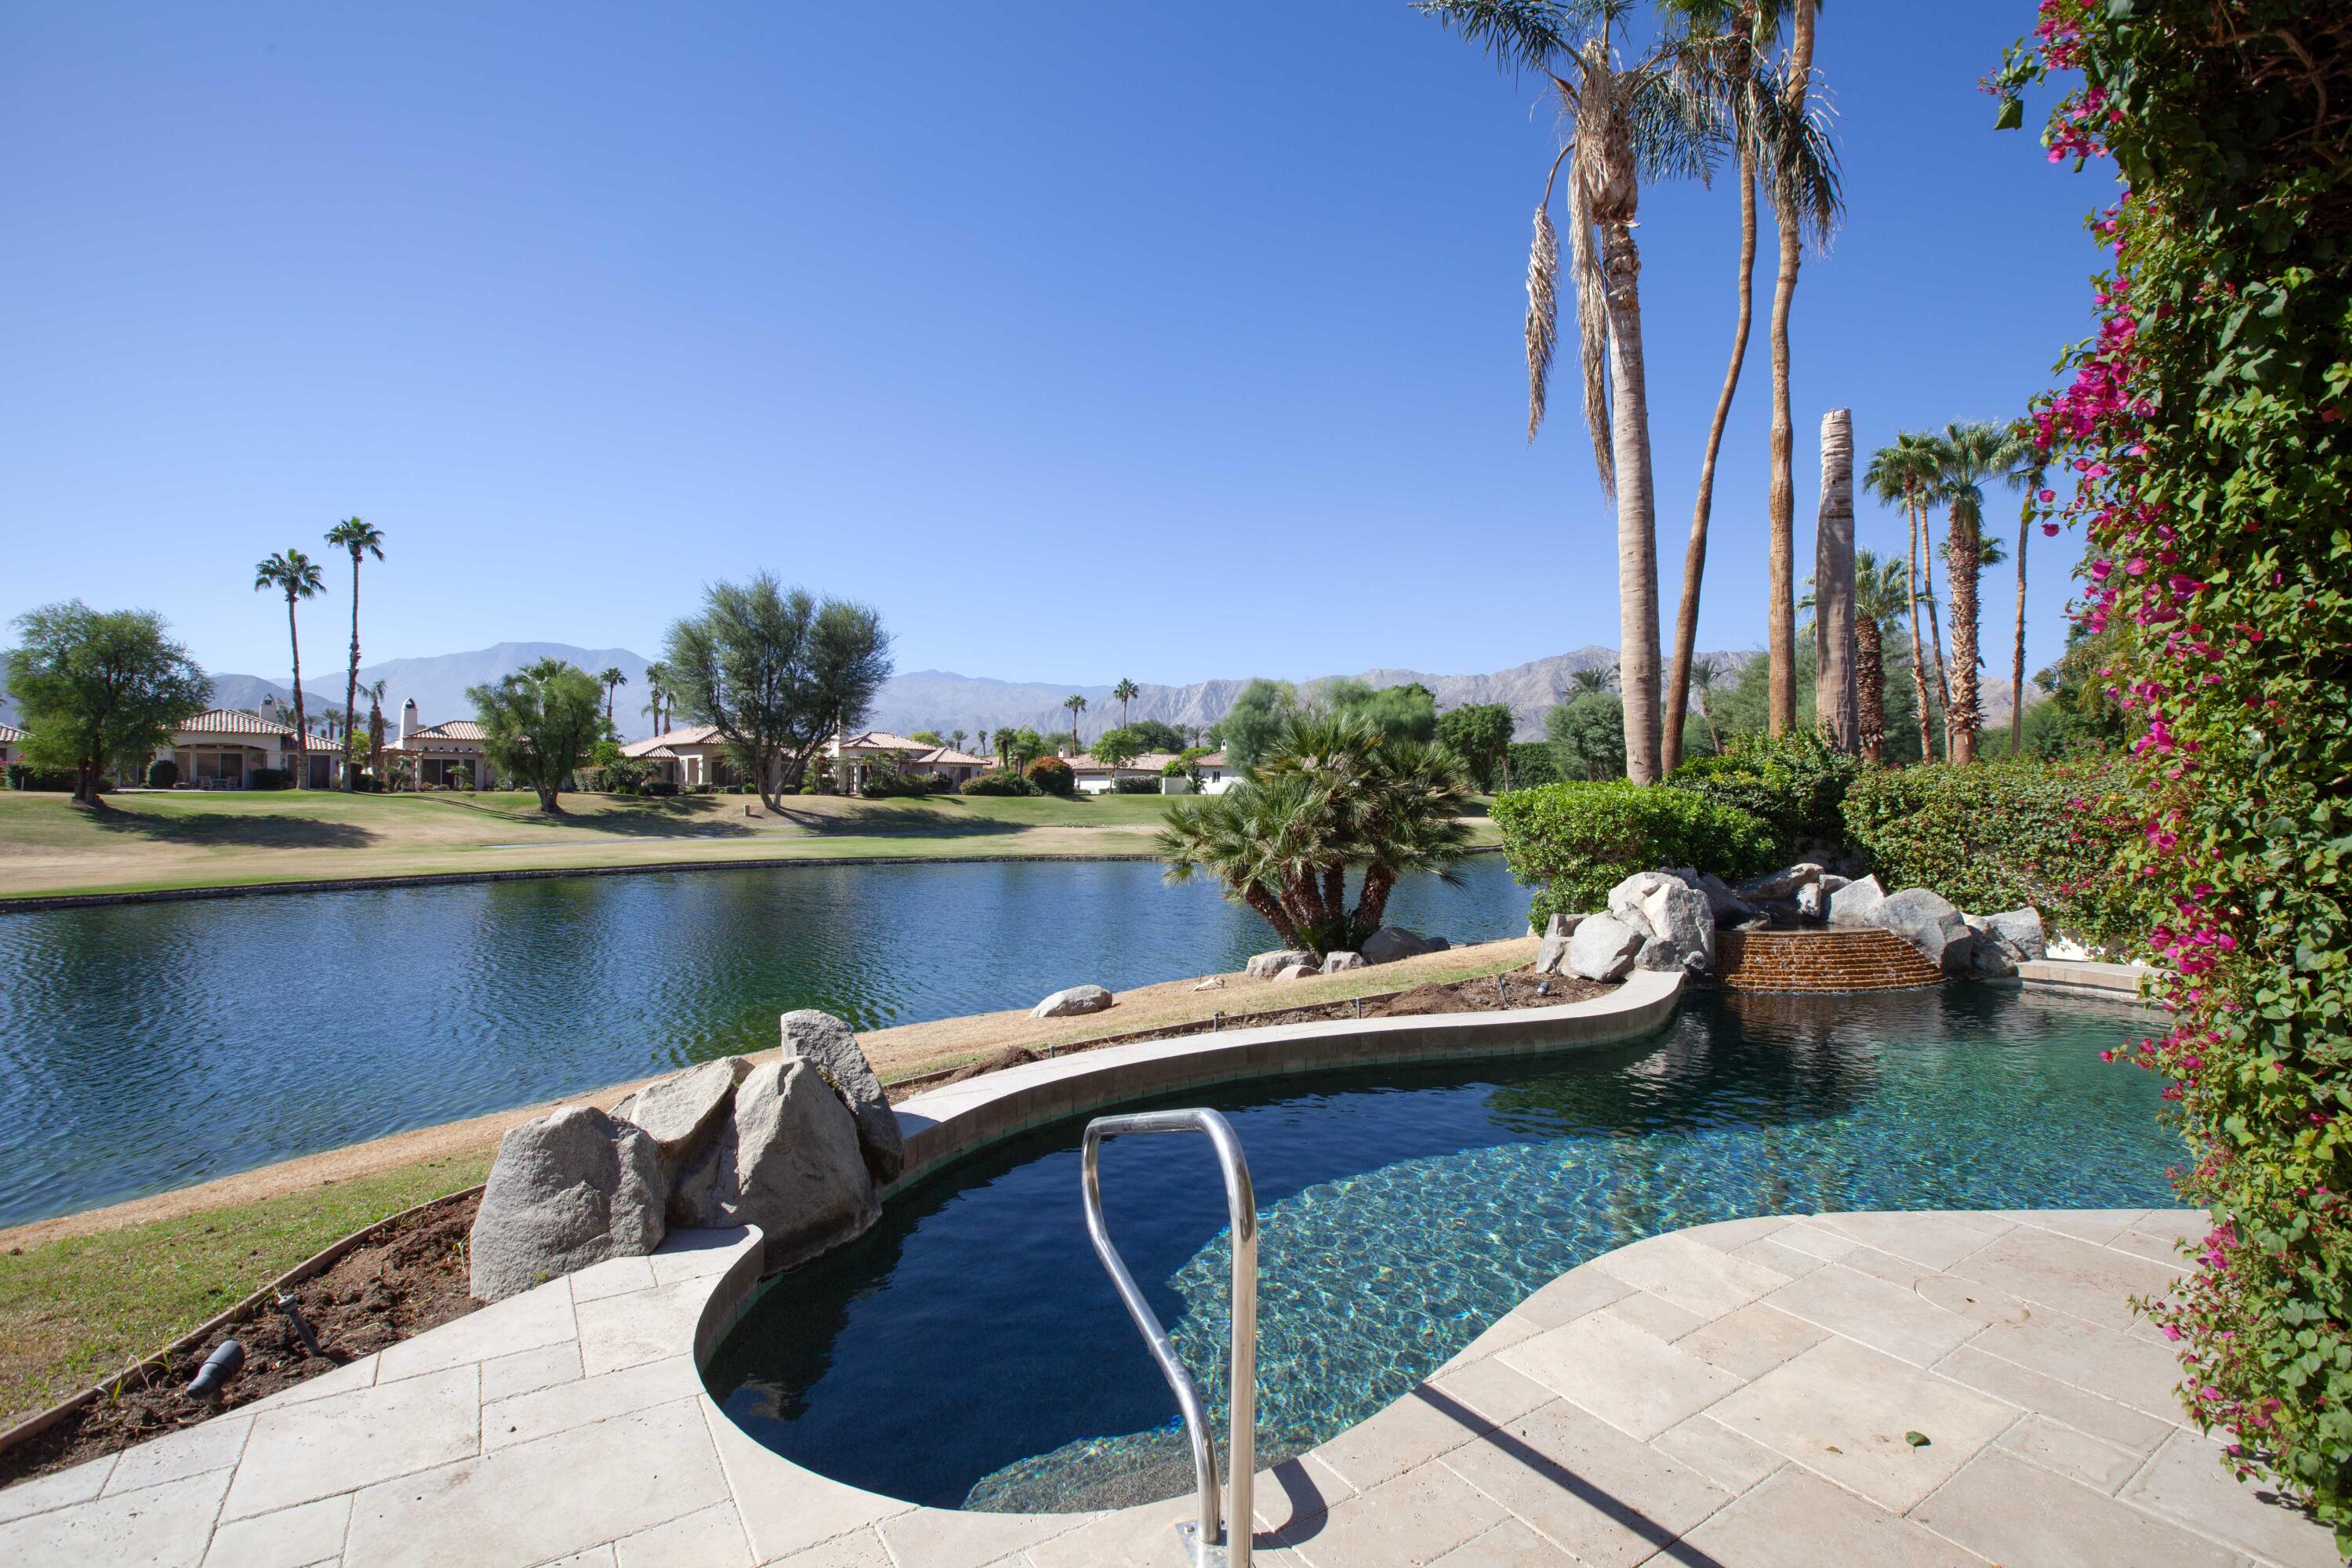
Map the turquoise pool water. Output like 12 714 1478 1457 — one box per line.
704 985 2177 1512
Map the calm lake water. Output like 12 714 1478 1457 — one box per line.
0 856 1532 1226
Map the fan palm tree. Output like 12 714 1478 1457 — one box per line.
598 666 628 731
949 728 967 753
1762 0 1824 735
1659 0 1841 770
1925 420 2029 765
1687 653 1726 755
1566 663 1619 698
1850 549 1911 765
1864 434 1943 761
638 660 670 736
254 549 325 775
2003 446 2045 756
1111 678 1140 729
1421 0 1718 784
364 677 389 778
322 517 384 790
1062 693 1087 749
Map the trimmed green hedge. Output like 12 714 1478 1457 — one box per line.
1841 760 2147 945
1669 731 1858 855
1492 781 1774 930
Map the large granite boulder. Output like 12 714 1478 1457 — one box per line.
1534 913 1585 976
1737 862 1824 902
1640 880 1715 973
612 1058 749 1184
1273 963 1317 982
1962 917 2021 978
671 1058 880 1273
779 1010 903 1186
1362 927 1443 965
1871 887 1976 974
1794 883 1824 921
1033 985 1113 1018
1247 950 1315 981
1319 951 1366 975
1606 872 1677 937
1568 913 1646 982
470 1105 666 1302
1826 873 1887 927
1984 907 2048 963
1673 868 1757 926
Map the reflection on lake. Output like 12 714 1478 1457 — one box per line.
0 856 1530 1225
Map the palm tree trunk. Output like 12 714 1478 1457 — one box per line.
1663 159 1758 776
1906 494 1935 762
1947 503 1982 765
285 592 307 785
1764 4 1818 739
1921 501 1954 728
1353 862 1399 945
1813 408 1858 752
1856 617 1886 764
1241 883 1306 953
1599 220 1663 786
343 554 361 789
2010 513 2030 755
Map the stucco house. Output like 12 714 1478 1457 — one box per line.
0 722 23 774
156 706 342 789
620 724 740 789
381 699 489 789
1067 748 1234 793
830 731 993 792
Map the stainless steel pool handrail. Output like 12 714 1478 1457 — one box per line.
1080 1109 1258 1568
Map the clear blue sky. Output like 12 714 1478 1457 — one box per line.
0 3 2103 688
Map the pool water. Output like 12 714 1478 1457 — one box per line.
703 985 2177 1512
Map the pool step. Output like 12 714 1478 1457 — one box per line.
1713 927 1944 993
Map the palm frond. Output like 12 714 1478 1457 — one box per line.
1627 67 1725 186
1524 204 1560 441
1413 0 1575 73
1745 67 1843 250
1564 143 1613 492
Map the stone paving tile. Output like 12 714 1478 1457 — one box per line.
1964 1304 2190 1426
1250 1454 1355 1534
1674 1301 1828 1383
1706 1335 2019 1512
1723 1235 1831 1279
199 1494 352 1568
544 1549 619 1568
2107 1225 2197 1269
1275 1460 1503 1568
480 1337 583 1403
1759 1261 1984 1367
0 1453 115 1526
1656 1465 1987 1568
1502 1310 1743 1441
103 1411 252 1496
1759 1221 1860 1264
1809 1211 2015 1272
221 1362 481 1521
241 1347 380 1412
1933 1341 2175 1455
1428 1356 1553 1428
877 1504 1097 1568
764 1528 895 1567
1436 1311 1541 1372
375 1283 573 1384
570 1254 659 1304
1595 1232 1791 1319
1647 1414 1784 1494
1911 1271 2036 1328
1914 1446 2241 1568
2014 1207 2155 1247
342 1395 726 1568
0 1466 232 1568
2122 1428 2344 1568
1994 1412 2147 1494
703 1397 911 1563
613 1497 753 1567
1602 1290 1708 1343
483 1353 700 1450
1512 1263 1633 1330
1947 1224 2184 1337
1314 1385 1494 1492
1682 1215 1795 1253
1424 1517 1578 1566
575 1277 710 1377
649 1227 753 1285
1437 1399 1729 1568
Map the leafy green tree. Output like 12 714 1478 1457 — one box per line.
1125 718 1186 753
1545 695 1627 782
6 602 210 805
1435 702 1515 792
1091 726 1145 768
1323 678 1439 743
1157 713 1473 954
253 548 324 770
662 573 892 811
323 517 384 789
1214 677 1298 771
469 659 604 814
909 730 945 746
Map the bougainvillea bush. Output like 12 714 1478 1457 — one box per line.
1994 2 2352 1542
1842 760 2147 946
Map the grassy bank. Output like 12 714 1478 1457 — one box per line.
0 936 1533 1428
0 787 1502 903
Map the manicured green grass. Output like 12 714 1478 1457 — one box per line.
0 1152 491 1426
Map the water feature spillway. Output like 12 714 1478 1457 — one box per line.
0 858 1531 1227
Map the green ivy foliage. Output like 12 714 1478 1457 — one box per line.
1842 761 2148 944
1491 782 1774 930
1668 731 1860 856
1997 2 2352 1543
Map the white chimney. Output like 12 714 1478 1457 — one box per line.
260 693 278 721
398 699 419 745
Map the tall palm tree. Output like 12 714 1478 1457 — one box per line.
254 549 325 777
1762 0 1824 735
1659 0 1840 771
1062 693 1087 749
1688 653 1726 755
949 728 967 753
975 728 989 760
1925 420 2028 765
598 666 628 731
1566 663 1619 698
1812 406 1858 751
322 517 384 790
1850 548 1911 765
1422 0 1715 785
364 677 389 779
1111 678 1140 729
1865 435 1942 762
2005 445 2046 757
638 660 670 736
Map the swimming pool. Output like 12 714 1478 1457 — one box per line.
702 985 2175 1512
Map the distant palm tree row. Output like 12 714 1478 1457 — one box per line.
255 518 389 786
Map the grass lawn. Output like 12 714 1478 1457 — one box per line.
0 788 1499 902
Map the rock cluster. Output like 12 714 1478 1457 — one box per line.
1538 871 1714 982
1246 927 1450 980
468 1009 898 1300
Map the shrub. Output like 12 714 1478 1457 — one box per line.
7 763 82 791
1109 775 1162 794
146 758 179 789
1491 781 1774 929
641 779 678 797
1841 760 2147 945
962 769 1036 797
1668 731 1858 856
248 767 287 790
688 782 713 795
859 771 936 799
1025 756 1076 797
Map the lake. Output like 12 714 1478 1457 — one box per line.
0 855 1532 1227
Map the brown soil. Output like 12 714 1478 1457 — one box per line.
1 1191 482 1486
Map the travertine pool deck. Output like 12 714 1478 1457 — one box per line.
3 1207 2338 1568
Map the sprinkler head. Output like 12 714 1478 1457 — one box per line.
186 1340 245 1402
